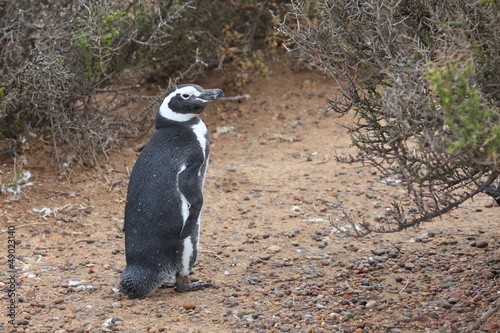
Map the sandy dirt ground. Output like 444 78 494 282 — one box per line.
1 63 499 333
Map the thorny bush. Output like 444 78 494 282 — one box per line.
0 0 195 167
0 0 287 167
276 0 500 235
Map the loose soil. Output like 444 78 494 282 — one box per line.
1 63 499 333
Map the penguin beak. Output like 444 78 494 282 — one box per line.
198 88 224 101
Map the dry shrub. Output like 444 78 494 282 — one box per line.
0 0 197 166
0 0 287 167
276 0 500 235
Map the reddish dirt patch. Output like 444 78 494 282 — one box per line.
1 63 499 332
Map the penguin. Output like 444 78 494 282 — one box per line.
483 184 500 206
120 84 223 299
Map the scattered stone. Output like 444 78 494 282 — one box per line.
427 230 440 237
259 254 272 260
68 280 82 287
182 304 196 310
341 311 354 319
267 245 281 253
475 240 489 248
365 300 378 309
388 252 398 258
481 270 496 279
372 256 385 262
484 199 499 207
485 323 500 331
404 262 415 270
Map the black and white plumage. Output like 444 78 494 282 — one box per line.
120 84 223 299
484 184 500 206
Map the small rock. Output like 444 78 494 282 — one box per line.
54 298 64 304
476 240 489 248
427 230 440 237
365 300 378 309
259 254 272 260
68 280 82 287
404 262 415 270
484 199 499 208
267 245 281 253
441 301 453 309
485 323 499 331
182 304 196 310
341 311 354 318
482 270 496 279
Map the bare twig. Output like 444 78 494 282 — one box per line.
399 277 410 294
460 297 500 333
0 223 50 233
220 94 251 101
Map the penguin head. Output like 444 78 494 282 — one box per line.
158 84 224 122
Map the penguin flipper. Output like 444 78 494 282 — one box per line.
177 162 204 239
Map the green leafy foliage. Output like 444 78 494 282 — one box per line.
427 60 500 160
72 10 124 80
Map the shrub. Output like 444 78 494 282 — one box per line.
0 0 198 166
276 0 500 235
0 0 286 167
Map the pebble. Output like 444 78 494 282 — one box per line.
404 262 415 270
341 311 354 318
485 323 500 331
268 245 281 253
68 280 82 287
475 240 489 248
365 300 378 309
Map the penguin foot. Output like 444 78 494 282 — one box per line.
175 280 213 292
174 273 212 292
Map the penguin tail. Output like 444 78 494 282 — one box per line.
119 265 163 299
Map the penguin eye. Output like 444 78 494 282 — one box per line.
181 94 191 99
